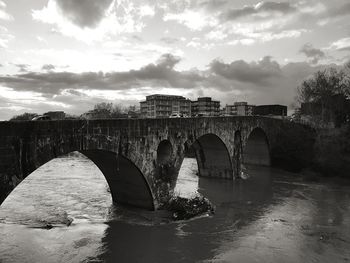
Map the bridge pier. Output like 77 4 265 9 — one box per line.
233 131 243 178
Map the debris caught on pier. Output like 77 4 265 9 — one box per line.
163 195 215 221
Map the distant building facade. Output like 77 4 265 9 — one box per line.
140 94 191 118
191 97 220 116
223 102 255 116
254 105 287 117
43 111 65 120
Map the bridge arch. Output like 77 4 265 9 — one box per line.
243 127 271 166
82 150 155 210
191 133 233 179
1 149 155 210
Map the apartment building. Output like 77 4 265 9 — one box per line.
191 97 220 116
223 102 255 116
254 104 287 117
140 94 191 118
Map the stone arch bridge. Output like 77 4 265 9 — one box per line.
0 117 315 210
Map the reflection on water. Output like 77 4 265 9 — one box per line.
0 153 350 262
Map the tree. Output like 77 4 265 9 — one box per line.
82 102 126 119
92 102 114 119
10 112 38 121
64 114 80 120
297 66 350 127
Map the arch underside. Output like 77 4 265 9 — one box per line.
192 134 233 179
81 150 155 210
1 150 155 210
243 128 271 166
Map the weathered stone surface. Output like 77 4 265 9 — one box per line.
0 117 315 209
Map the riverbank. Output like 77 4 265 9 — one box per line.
310 125 350 178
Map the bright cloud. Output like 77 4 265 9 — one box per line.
0 0 13 21
139 5 155 17
164 10 217 31
32 0 150 42
329 37 350 51
228 38 256 46
0 26 14 48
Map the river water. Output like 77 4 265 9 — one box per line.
0 152 350 263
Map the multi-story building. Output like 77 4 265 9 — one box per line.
191 97 220 116
254 104 287 117
140 94 191 118
223 102 255 116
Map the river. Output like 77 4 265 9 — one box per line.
0 152 350 263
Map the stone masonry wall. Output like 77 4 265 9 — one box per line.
0 117 315 208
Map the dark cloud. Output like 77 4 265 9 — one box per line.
113 54 203 88
338 46 350 52
221 1 296 21
257 2 295 12
0 54 203 95
327 2 350 18
55 0 113 28
209 56 282 85
13 64 29 72
156 53 181 68
300 43 325 64
0 54 328 118
42 64 56 71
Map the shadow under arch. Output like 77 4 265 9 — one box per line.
81 150 155 210
191 133 233 179
157 140 173 165
242 127 271 166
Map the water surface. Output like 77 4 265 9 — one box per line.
1 153 350 262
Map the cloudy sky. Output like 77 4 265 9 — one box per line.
0 0 350 120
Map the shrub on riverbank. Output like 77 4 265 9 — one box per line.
312 125 350 178
164 195 215 220
271 122 316 172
